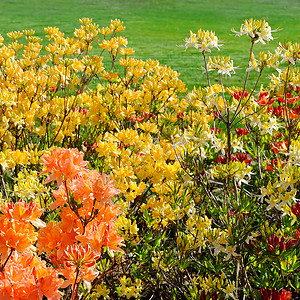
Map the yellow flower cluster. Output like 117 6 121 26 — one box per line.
0 147 48 171
13 169 49 205
193 273 235 298
117 276 143 299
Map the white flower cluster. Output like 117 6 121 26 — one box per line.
276 42 300 65
232 18 274 44
246 51 280 72
207 55 236 76
184 29 221 53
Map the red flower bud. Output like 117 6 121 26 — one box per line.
273 233 279 246
291 201 300 217
210 127 222 134
279 237 286 252
235 128 249 136
215 155 227 164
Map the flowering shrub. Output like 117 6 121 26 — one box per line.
0 17 300 299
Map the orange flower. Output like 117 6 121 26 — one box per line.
59 243 100 289
0 252 63 300
51 183 68 210
92 172 120 206
0 219 37 261
1 200 45 228
37 221 62 253
97 203 122 223
37 220 78 264
63 243 100 270
59 264 99 289
41 147 88 187
36 275 64 300
77 219 124 256
58 206 82 234
50 170 121 222
68 170 120 210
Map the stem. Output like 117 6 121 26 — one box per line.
202 51 211 87
283 63 292 153
0 248 14 272
202 98 227 123
235 259 240 298
231 40 255 123
71 269 80 300
232 68 263 125
277 257 286 284
63 285 71 300
0 165 8 201
240 258 254 299
218 69 240 204
173 147 225 224
63 180 85 233
233 178 239 205
257 144 263 180
219 73 227 112
226 122 232 163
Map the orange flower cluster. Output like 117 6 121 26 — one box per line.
0 201 63 299
41 147 88 186
0 200 44 262
0 253 63 300
38 147 124 292
0 148 123 299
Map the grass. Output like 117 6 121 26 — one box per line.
0 0 299 90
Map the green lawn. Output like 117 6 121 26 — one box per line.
0 0 299 90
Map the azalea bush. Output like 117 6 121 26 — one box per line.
0 17 300 299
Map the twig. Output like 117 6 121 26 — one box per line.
0 165 8 201
231 40 255 122
71 269 80 300
0 248 14 272
202 51 211 87
240 258 255 299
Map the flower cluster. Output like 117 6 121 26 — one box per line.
1 148 123 299
232 18 274 44
38 148 123 294
184 28 221 53
207 55 236 76
260 287 292 300
0 200 63 299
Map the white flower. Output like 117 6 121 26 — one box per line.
183 31 198 51
260 116 281 135
224 245 238 261
277 42 296 65
232 20 257 38
208 34 222 51
265 195 281 210
212 241 225 256
246 58 260 72
255 25 273 44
